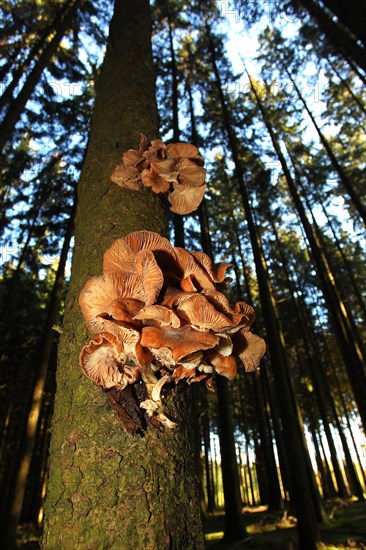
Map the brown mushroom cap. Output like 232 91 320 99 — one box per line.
190 252 232 284
173 247 215 291
144 139 166 160
140 325 219 363
205 350 237 380
123 148 144 167
110 163 141 190
233 330 266 372
141 167 172 193
107 298 144 328
166 142 199 159
176 158 206 187
79 229 266 408
135 249 164 305
168 182 206 215
151 158 177 174
133 304 181 328
202 289 255 331
79 332 140 389
111 137 207 215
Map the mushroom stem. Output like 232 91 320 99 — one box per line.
139 373 176 428
139 363 159 395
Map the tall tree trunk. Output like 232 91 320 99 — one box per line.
4 207 75 546
283 66 366 226
228 209 282 510
247 70 366 434
0 47 22 83
316 198 366 321
310 424 338 499
252 371 283 509
326 56 366 115
198 215 248 539
202 411 215 513
334 373 366 488
207 33 321 548
294 0 366 72
187 74 247 540
0 0 72 113
165 3 185 247
264 200 358 499
186 77 212 256
320 0 366 49
41 2 205 548
216 377 248 541
0 0 82 155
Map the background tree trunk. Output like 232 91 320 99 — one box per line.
0 0 82 155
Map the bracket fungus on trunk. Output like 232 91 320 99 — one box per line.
110 134 207 215
79 230 266 434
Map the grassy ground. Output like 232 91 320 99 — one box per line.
203 500 366 549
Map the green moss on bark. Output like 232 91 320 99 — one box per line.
42 1 205 548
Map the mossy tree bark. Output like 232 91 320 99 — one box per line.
41 1 205 548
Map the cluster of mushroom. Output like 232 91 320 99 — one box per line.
79 231 266 429
110 134 206 215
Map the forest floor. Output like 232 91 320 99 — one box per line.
203 499 366 549
15 499 366 549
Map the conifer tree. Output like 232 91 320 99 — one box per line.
42 1 205 547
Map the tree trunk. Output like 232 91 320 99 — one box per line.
4 207 75 546
316 198 366 321
0 0 72 113
198 224 248 538
187 78 248 540
214 55 321 547
310 423 337 499
0 0 82 155
166 3 185 248
326 56 366 115
216 377 248 541
205 31 321 545
186 77 213 257
320 0 366 49
264 201 355 500
295 0 366 72
248 70 366 434
227 210 282 510
284 65 366 226
252 371 283 509
41 2 205 548
202 411 215 513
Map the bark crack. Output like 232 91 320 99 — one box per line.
140 465 152 523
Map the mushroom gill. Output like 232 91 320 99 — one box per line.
79 271 144 334
168 182 206 215
176 294 233 332
79 332 140 389
78 229 266 432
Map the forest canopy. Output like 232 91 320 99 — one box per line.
0 0 365 548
